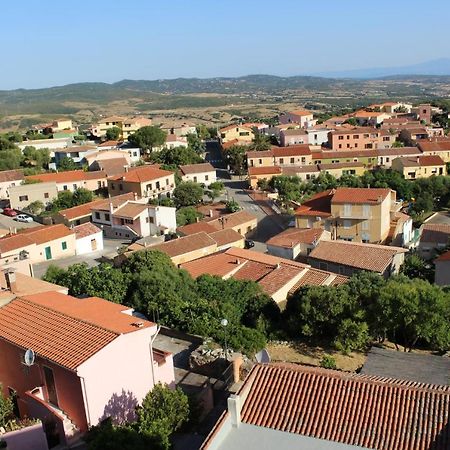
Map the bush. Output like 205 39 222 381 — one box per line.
320 355 337 370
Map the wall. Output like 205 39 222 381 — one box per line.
181 171 217 186
220 127 254 144
34 234 77 263
154 206 177 232
9 182 58 210
435 261 450 286
171 243 218 266
329 131 382 151
0 179 23 200
1 422 49 450
266 244 295 260
75 231 104 255
247 155 273 168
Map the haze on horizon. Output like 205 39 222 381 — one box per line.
2 0 450 90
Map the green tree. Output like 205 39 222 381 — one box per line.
206 181 224 203
226 145 247 176
401 254 434 283
105 126 121 141
225 199 240 212
73 187 94 205
150 146 203 166
129 126 167 153
52 190 75 210
58 156 78 171
334 319 369 354
0 386 13 428
0 148 22 170
248 132 271 151
136 384 189 450
176 206 202 226
173 181 204 207
186 133 205 154
344 117 358 126
22 146 50 169
196 124 210 140
27 200 44 215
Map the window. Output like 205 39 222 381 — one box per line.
44 192 49 199
290 157 295 164
166 178 169 185
343 219 351 229
279 158 284 164
97 181 102 189
146 217 154 224
146 184 152 191
111 183 115 190
156 181 160 189
355 143 358 148
346 144 350 148
63 185 68 190
319 262 328 271
343 204 352 216
347 135 350 140
258 159 262 164
363 134 369 138
73 184 77 190
301 157 306 163
105 213 110 221
363 204 370 217
119 184 123 191
383 136 390 141
95 212 100 220
353 135 359 139
205 175 209 181
338 136 344 140
338 144 342 149
61 241 67 250
362 220 369 230
19 195 28 201
239 132 250 136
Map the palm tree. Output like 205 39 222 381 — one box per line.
248 131 271 151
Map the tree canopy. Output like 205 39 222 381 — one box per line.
105 127 121 141
129 126 167 152
173 181 204 207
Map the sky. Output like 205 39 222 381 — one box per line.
1 0 450 89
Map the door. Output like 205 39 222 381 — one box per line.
91 238 97 251
45 246 52 260
43 366 58 406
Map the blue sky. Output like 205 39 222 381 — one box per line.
1 0 449 89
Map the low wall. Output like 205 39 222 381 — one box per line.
0 422 48 450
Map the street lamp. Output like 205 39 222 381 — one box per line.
221 318 228 361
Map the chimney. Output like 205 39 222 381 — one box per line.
134 192 138 201
124 166 129 173
227 394 242 428
231 354 243 383
209 209 213 218
3 268 17 293
235 259 240 265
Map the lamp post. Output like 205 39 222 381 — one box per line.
221 318 228 361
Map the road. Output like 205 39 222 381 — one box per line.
426 211 450 225
0 213 41 232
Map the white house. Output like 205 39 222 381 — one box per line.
179 163 217 186
74 222 104 255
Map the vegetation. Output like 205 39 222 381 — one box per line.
401 253 435 283
225 199 241 213
22 146 50 170
129 126 167 152
248 132 271 151
206 181 225 203
0 386 13 429
57 156 79 171
149 146 203 166
105 126 121 141
225 145 247 176
176 206 202 226
173 181 204 207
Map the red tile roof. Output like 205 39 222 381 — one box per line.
25 170 106 184
248 166 282 176
179 163 215 175
246 150 274 159
113 202 148 219
177 221 217 236
236 363 450 450
271 145 311 157
332 187 392 204
288 268 335 294
295 189 334 217
421 224 450 245
108 165 174 183
418 139 450 152
206 210 257 230
96 157 130 176
208 229 243 247
17 224 74 246
0 234 35 254
57 198 108 221
266 228 325 248
73 222 101 239
151 232 217 258
286 109 312 116
0 169 24 183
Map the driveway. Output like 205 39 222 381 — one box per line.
426 211 450 225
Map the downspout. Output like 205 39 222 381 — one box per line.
149 325 161 387
79 376 92 427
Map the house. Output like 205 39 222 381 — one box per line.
378 129 398 148
201 363 450 450
0 169 24 199
318 162 366 178
376 147 422 168
328 127 382 151
73 222 104 255
391 155 446 179
280 165 321 181
31 118 74 134
90 156 131 176
107 165 175 199
121 117 153 140
52 145 98 168
246 150 275 168
418 223 450 259
279 128 307 146
18 138 72 151
180 163 217 186
308 240 407 277
417 138 450 163
353 110 391 126
295 187 401 244
0 291 174 447
412 103 432 124
247 166 282 189
9 182 58 210
435 250 450 286
84 150 132 172
279 109 315 128
89 116 152 139
219 124 254 145
266 228 331 260
388 211 413 247
305 128 331 146
163 134 188 149
91 196 176 239
161 122 197 137
25 170 107 193
180 247 347 306
206 210 257 236
312 149 379 166
272 145 313 166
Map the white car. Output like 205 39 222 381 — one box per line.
15 214 33 223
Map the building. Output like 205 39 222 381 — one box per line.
435 250 450 286
318 162 366 178
266 228 331 260
9 182 59 211
52 145 98 168
328 127 382 151
279 128 307 146
279 109 315 128
295 188 401 244
25 170 107 193
418 223 450 259
376 147 422 168
418 138 450 163
181 247 347 306
89 116 152 139
305 128 330 146
391 155 446 179
353 110 391 126
272 145 313 166
73 222 104 255
389 211 413 247
180 163 217 186
91 196 176 239
246 150 276 168
0 169 24 199
107 165 176 199
219 124 254 145
308 240 406 277
18 138 72 151
0 291 174 447
161 122 197 137
163 134 188 150
312 149 378 167
201 363 450 450
84 150 132 172
247 166 282 189
413 103 432 124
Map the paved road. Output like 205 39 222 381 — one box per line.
426 211 450 225
0 213 41 231
205 139 226 169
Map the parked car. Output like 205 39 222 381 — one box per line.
245 239 255 249
15 214 33 223
2 207 17 217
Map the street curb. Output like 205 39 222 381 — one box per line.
423 212 438 223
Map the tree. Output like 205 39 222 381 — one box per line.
0 148 22 170
27 200 44 215
196 124 211 140
225 199 240 213
344 117 358 126
73 188 94 205
226 145 247 176
173 182 204 207
0 386 13 428
248 132 271 151
401 254 434 283
128 126 167 153
334 319 369 354
22 146 50 169
176 206 202 226
206 181 224 203
398 129 414 147
136 384 189 450
52 190 75 210
105 127 121 141
150 146 203 166
58 156 78 171
186 133 205 154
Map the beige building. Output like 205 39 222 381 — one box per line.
279 110 315 128
247 150 275 168
0 170 24 199
9 182 58 210
107 165 176 199
89 116 152 139
418 138 450 163
219 124 254 144
179 163 217 186
391 155 446 179
295 187 401 244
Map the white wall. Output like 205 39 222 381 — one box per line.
76 231 104 255
181 171 216 186
154 206 177 232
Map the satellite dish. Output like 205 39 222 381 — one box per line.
255 348 271 364
23 349 35 367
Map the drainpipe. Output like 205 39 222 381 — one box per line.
149 325 161 387
79 376 92 427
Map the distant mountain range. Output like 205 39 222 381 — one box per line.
313 58 450 79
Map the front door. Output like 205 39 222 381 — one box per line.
43 366 58 406
45 246 52 260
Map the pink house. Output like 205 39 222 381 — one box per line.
0 291 174 447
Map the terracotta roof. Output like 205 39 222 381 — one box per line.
113 202 148 219
96 157 130 176
25 170 106 184
281 165 320 176
237 363 450 450
246 150 274 159
309 240 406 273
179 163 215 175
394 155 445 167
196 202 228 218
0 272 67 297
0 169 24 183
0 234 34 254
280 128 307 136
207 210 257 230
181 252 245 278
17 224 74 246
329 274 349 285
248 166 281 176
354 110 386 117
332 187 391 204
177 221 217 236
220 124 253 133
151 232 217 258
92 192 136 212
98 140 121 147
421 224 450 245
57 198 108 221
436 250 450 262
221 139 240 150
73 222 101 239
266 228 325 248
108 165 174 183
376 147 421 156
295 189 333 217
271 145 311 157
166 134 187 143
418 139 450 152
288 269 333 294
407 127 428 135
208 229 244 247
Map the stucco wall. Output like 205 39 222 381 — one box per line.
76 231 104 255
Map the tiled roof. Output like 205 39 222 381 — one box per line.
0 169 24 183
0 272 66 297
312 149 379 159
25 170 106 184
280 128 307 136
73 222 101 239
208 229 243 247
435 250 450 262
196 202 228 218
282 165 320 176
332 187 391 204
53 145 97 153
91 192 136 211
220 124 253 132
17 224 74 246
98 140 121 147
179 163 215 175
288 268 334 294
0 234 35 254
96 157 130 176
295 189 333 217
180 252 245 278
246 150 274 159
271 145 311 157
238 363 450 450
395 155 445 167
57 198 108 221
421 223 450 245
207 210 257 230
113 202 148 219
177 221 217 236
418 139 450 152
376 146 421 156
309 240 406 273
266 228 325 248
151 232 216 258
108 165 174 183
248 166 282 176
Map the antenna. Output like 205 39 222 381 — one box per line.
23 349 35 367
